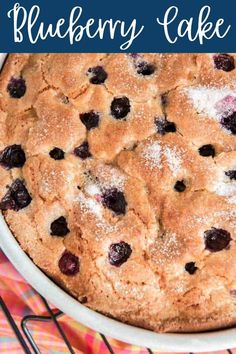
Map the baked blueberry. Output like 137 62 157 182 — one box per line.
7 77 26 98
80 111 100 130
185 262 198 275
88 66 108 84
161 94 168 107
108 241 132 267
213 54 235 72
61 95 69 104
0 179 31 211
220 112 236 134
198 144 215 157
129 53 139 59
174 180 186 193
155 117 176 135
102 188 127 215
50 216 70 237
225 170 236 180
74 142 91 160
58 251 79 276
49 148 65 160
136 61 156 76
110 97 130 119
80 296 88 304
204 228 231 252
0 145 26 169
230 290 236 297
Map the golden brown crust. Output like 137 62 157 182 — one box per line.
1 53 236 333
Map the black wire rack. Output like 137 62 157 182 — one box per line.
0 292 156 354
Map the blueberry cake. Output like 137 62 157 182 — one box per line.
0 54 236 333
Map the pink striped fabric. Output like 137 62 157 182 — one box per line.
0 250 235 354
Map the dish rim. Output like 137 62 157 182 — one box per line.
1 53 236 352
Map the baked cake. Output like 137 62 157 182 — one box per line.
0 53 236 332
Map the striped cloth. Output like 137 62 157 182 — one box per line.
0 250 234 354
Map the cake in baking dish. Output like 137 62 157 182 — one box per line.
0 53 236 332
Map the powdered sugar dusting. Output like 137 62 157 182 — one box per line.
194 208 236 227
215 95 236 118
96 165 126 191
78 193 102 219
185 86 235 120
141 141 162 169
154 232 181 266
85 183 101 197
164 146 182 176
40 169 73 195
160 232 180 258
114 281 146 300
77 193 117 234
214 181 236 197
228 196 236 204
212 170 236 197
141 140 183 176
174 280 187 294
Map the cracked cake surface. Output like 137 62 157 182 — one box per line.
0 53 236 332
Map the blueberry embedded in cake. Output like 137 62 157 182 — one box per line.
110 97 131 119
102 188 127 215
108 241 132 266
58 251 80 276
155 117 177 135
213 54 235 72
198 144 215 157
7 77 26 98
1 53 236 334
80 111 100 130
204 228 231 252
0 179 32 211
0 145 26 169
87 66 108 84
50 216 70 236
129 53 156 76
161 94 168 107
174 180 186 192
74 142 92 160
136 61 156 76
225 170 236 180
220 112 236 134
185 262 198 275
49 147 65 160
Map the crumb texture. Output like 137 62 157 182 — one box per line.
1 53 236 333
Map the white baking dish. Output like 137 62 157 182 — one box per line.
1 53 236 352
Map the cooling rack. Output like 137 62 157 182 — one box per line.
0 293 156 354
